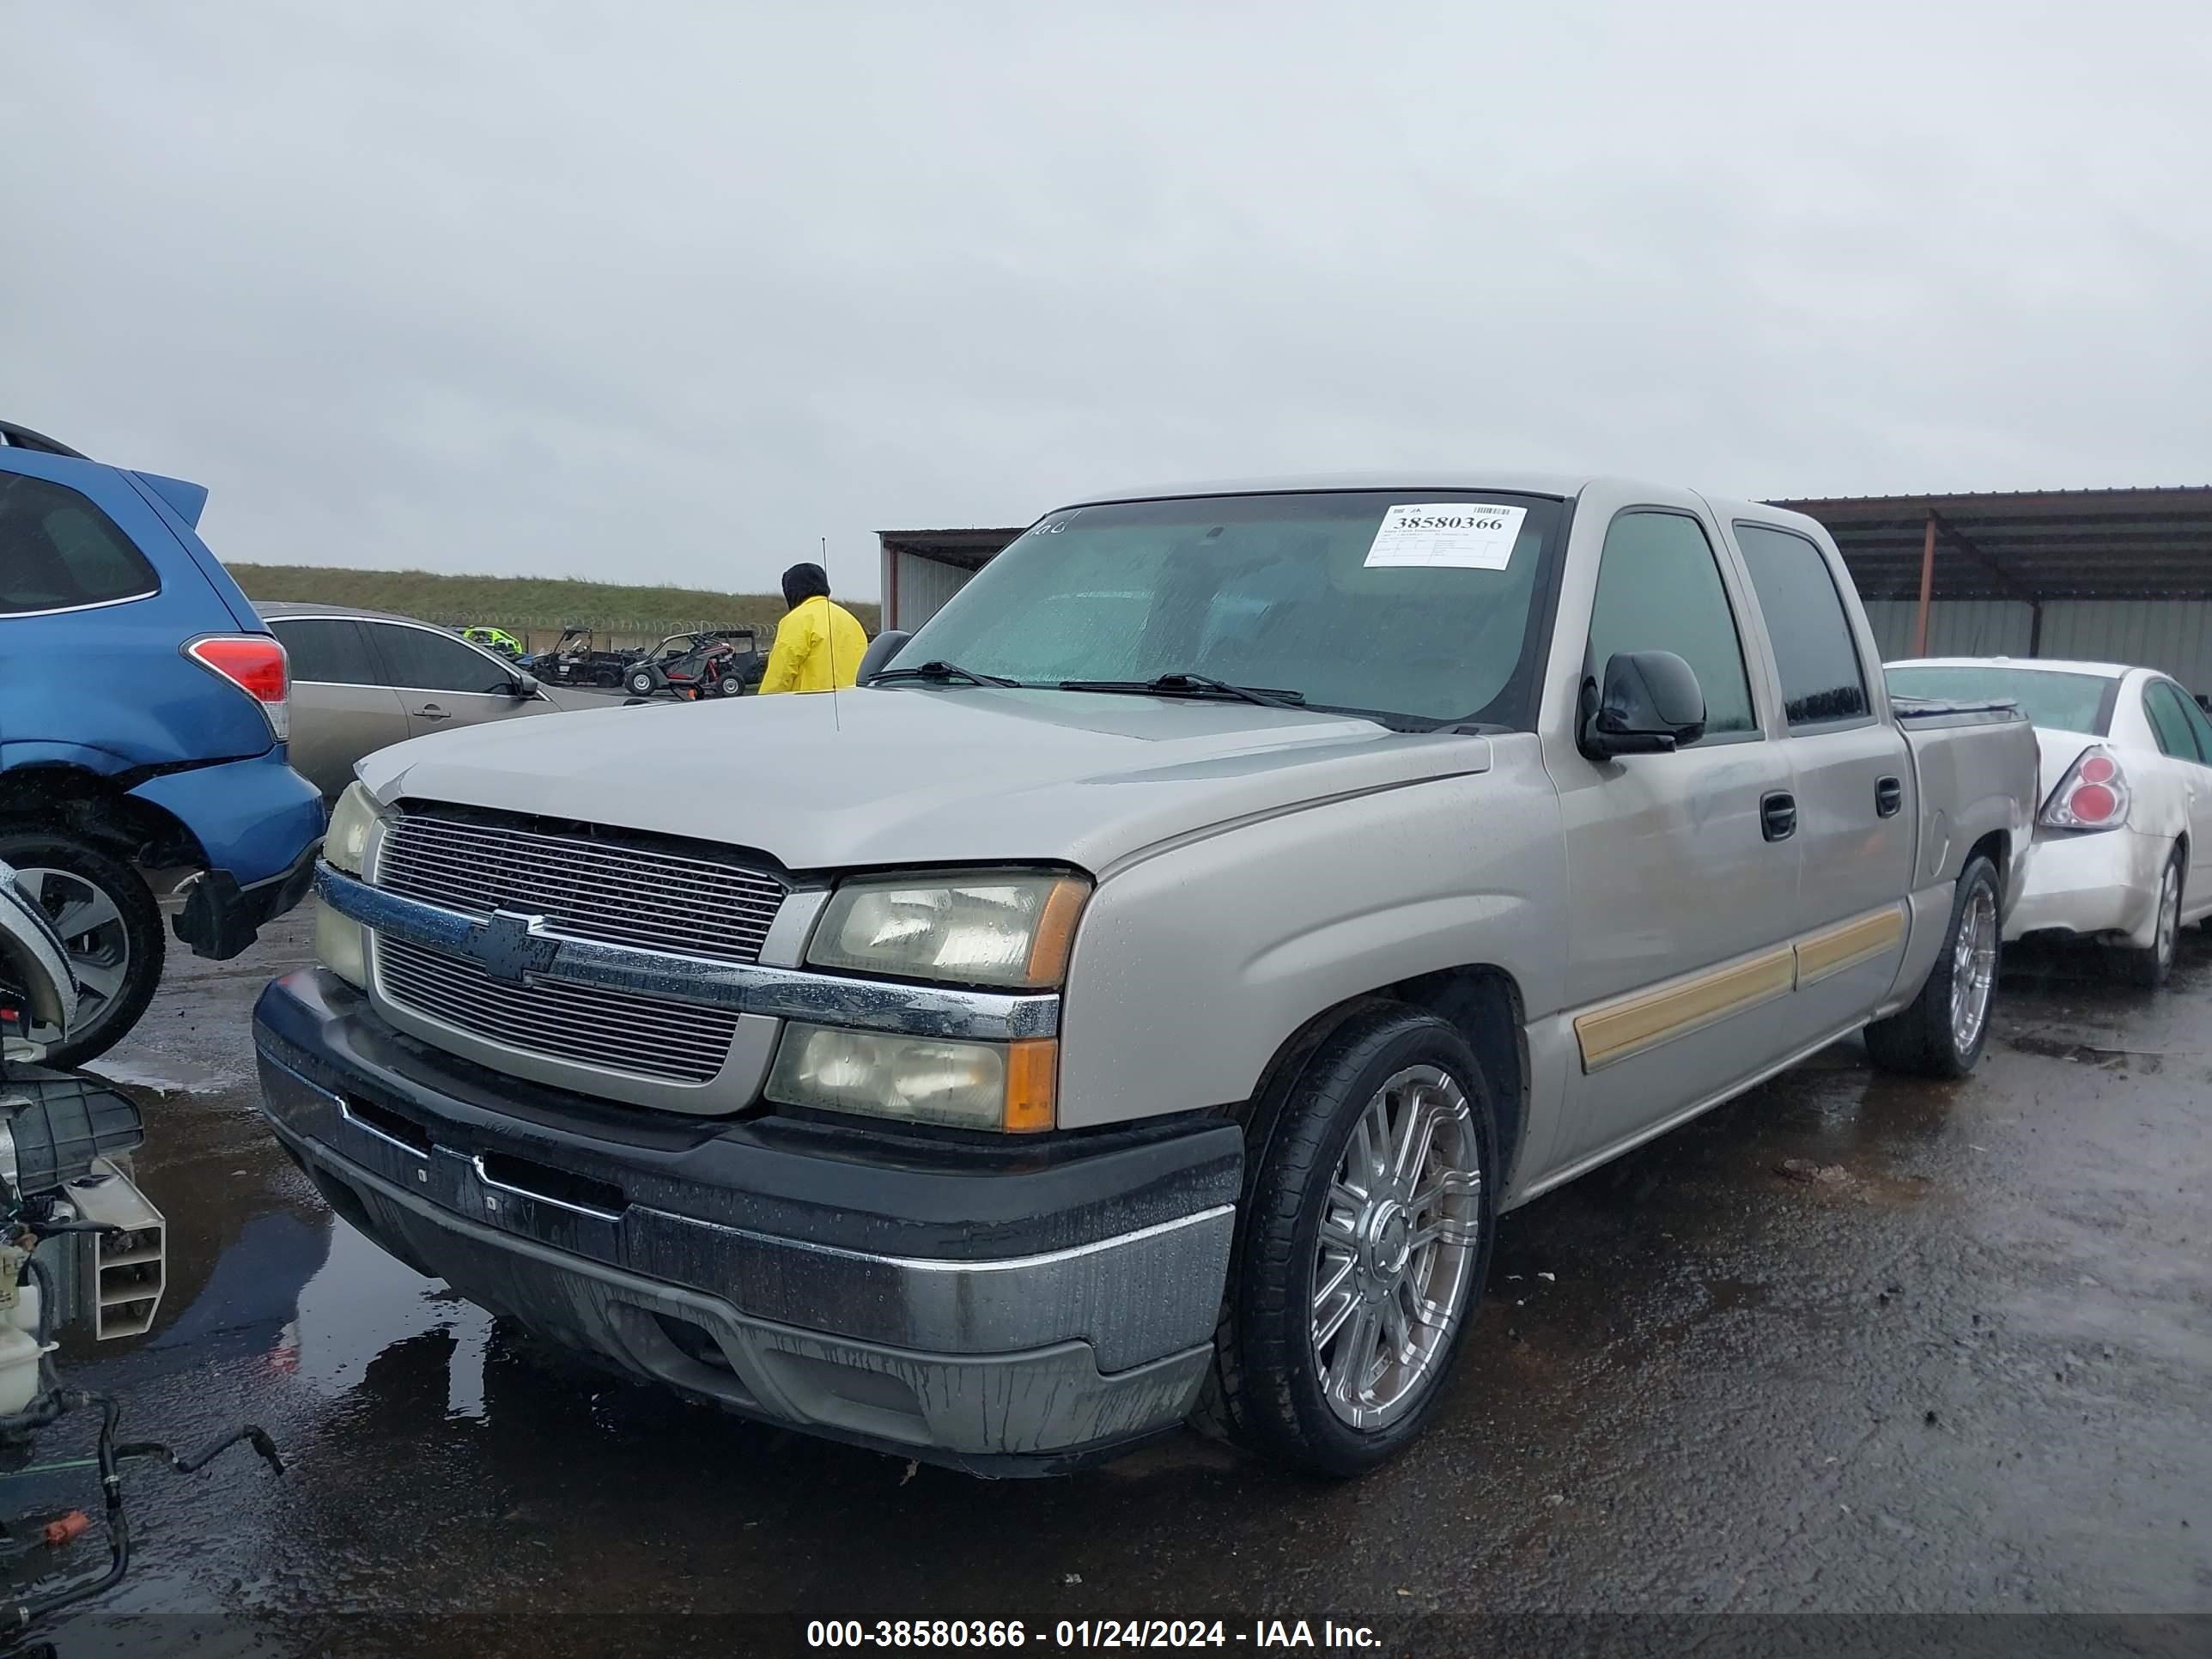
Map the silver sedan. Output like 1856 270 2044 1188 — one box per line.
253 602 612 800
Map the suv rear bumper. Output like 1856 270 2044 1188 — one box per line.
131 748 325 959
252 969 1242 1474
174 834 321 960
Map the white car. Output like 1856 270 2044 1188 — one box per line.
1887 657 2212 986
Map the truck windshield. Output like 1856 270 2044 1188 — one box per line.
1885 665 2116 735
886 490 1566 727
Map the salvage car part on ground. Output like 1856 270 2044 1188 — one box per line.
0 861 283 1634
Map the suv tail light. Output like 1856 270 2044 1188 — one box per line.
2041 744 2129 830
185 635 290 741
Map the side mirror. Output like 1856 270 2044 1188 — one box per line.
1578 650 1706 761
511 672 541 699
854 629 912 685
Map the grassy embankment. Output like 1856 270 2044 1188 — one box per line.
228 565 879 654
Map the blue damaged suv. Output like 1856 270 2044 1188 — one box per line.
0 420 323 1065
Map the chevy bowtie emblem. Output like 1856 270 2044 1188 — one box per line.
471 909 560 988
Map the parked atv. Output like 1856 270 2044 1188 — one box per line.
623 629 763 700
461 626 525 659
522 627 641 689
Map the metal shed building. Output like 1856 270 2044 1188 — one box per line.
880 485 2212 691
1777 488 2212 691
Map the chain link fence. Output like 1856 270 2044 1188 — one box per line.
423 615 771 657
423 610 879 659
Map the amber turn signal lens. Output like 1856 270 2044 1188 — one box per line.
1022 879 1089 988
1002 1039 1059 1133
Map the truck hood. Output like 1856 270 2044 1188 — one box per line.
358 687 1492 875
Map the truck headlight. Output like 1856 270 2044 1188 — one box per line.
317 781 386 989
325 781 383 878
766 1024 1056 1133
805 872 1088 988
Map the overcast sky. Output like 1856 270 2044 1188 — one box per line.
7 3 2208 598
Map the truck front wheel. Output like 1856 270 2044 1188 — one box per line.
0 829 165 1068
1864 854 2002 1079
1201 1007 1498 1477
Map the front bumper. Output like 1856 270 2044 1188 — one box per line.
252 969 1241 1474
2006 827 2170 947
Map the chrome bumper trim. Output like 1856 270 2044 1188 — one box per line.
317 864 1060 1042
258 1048 1229 1374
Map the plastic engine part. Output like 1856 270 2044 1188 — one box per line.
64 1158 166 1339
0 1070 144 1197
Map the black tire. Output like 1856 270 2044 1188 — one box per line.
1199 1005 1498 1477
2117 849 2183 989
1864 854 2002 1079
0 828 164 1067
627 669 656 696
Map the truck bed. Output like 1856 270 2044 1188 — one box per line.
1897 696 2038 900
1890 694 2024 727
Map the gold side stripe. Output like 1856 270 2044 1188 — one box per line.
1794 905 1906 987
1574 948 1796 1073
1572 903 1911 1073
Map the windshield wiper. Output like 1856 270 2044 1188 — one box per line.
870 659 1022 688
1057 672 1308 709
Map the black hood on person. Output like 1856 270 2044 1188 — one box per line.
781 562 830 608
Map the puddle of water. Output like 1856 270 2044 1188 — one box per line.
86 1054 248 1096
284 1220 494 1416
2003 1031 2175 1072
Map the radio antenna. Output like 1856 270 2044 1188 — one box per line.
822 534 840 732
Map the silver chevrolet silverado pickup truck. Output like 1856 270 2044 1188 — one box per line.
252 475 2037 1477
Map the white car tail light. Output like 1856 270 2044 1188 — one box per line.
185 635 290 741
2041 744 2129 830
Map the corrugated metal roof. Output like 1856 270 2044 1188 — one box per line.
877 527 1025 572
1771 488 2212 602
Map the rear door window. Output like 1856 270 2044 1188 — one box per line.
268 617 382 686
2142 680 2205 763
2179 690 2212 765
364 623 516 695
1732 522 1870 727
0 472 160 615
1586 510 1757 740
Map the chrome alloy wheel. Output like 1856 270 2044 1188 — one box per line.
1310 1065 1483 1431
2155 860 2182 969
1949 883 1998 1054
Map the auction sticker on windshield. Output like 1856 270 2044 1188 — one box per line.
1363 502 1527 571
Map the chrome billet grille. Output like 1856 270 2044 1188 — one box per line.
378 937 738 1085
375 810 783 964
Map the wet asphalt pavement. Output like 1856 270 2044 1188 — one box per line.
7 914 2209 1656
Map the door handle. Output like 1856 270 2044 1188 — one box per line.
416 703 453 722
1875 776 1904 818
1761 791 1797 842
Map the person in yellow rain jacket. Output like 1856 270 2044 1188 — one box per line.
758 562 869 694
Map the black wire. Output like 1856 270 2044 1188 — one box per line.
0 1390 283 1635
114 1426 285 1479
0 1392 126 1633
